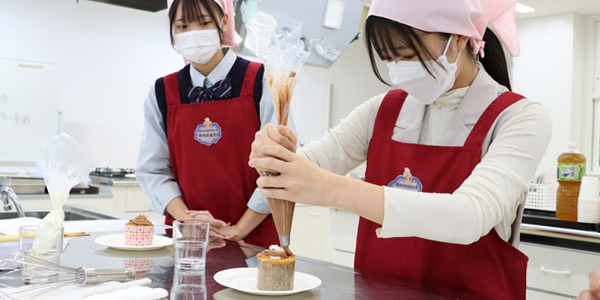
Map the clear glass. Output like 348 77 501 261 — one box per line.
19 225 64 284
170 284 207 300
171 268 207 300
173 219 210 270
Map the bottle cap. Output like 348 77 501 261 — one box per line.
568 141 576 149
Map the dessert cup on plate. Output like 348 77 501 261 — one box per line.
257 246 295 291
124 215 154 246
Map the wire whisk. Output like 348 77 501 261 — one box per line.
0 252 135 300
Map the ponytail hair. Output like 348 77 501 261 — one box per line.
478 30 512 91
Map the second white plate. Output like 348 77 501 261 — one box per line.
214 268 322 296
95 234 172 251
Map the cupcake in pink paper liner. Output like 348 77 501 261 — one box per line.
124 215 154 246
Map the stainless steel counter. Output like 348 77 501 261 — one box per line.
521 210 600 253
52 231 486 300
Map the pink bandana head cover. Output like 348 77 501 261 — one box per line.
167 0 242 48
367 0 519 57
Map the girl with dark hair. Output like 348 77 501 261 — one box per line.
249 0 551 298
136 0 284 248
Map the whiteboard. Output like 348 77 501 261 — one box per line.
0 58 60 162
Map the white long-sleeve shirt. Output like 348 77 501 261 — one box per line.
137 50 293 215
298 65 552 245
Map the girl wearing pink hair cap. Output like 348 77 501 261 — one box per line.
137 0 287 249
249 0 551 298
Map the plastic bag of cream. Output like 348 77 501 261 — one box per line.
32 133 92 255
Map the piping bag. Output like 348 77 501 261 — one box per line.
242 2 310 254
32 134 92 257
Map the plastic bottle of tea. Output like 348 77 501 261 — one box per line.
556 142 586 222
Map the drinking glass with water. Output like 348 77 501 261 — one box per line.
173 219 210 270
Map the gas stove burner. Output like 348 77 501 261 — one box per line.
90 167 136 178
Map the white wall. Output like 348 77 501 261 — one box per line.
0 0 183 168
0 0 389 171
586 17 600 172
291 34 390 144
595 21 600 96
513 13 586 174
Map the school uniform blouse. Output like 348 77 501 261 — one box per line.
297 64 552 246
137 50 287 216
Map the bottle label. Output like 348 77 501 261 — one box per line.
557 163 586 181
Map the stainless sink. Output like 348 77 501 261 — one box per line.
0 207 119 221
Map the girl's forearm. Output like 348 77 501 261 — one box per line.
166 196 192 220
330 175 385 224
236 208 269 238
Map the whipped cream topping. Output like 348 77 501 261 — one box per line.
262 245 288 259
126 215 153 226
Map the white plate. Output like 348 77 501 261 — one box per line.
95 234 172 251
214 268 321 296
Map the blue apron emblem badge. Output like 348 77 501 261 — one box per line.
389 168 423 192
194 118 222 146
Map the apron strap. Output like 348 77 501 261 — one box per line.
463 91 525 148
372 89 408 139
240 62 261 98
164 71 181 107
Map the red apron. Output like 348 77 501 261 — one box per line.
162 62 278 249
355 90 529 299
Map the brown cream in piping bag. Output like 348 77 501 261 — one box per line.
264 68 297 256
267 198 294 256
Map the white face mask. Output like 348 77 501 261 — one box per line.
387 35 461 105
174 29 221 65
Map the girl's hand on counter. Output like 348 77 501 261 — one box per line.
186 210 227 226
185 210 234 239
211 224 248 242
249 144 338 207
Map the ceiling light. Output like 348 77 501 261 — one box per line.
515 3 535 13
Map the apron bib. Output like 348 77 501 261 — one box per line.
355 89 528 299
162 62 278 248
